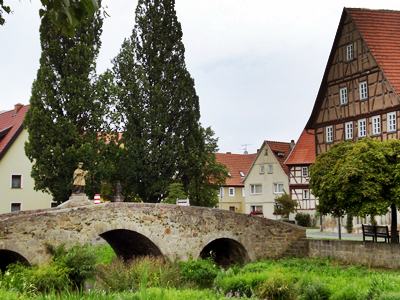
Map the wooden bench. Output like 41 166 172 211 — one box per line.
362 224 391 243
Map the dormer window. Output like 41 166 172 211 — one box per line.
346 43 353 61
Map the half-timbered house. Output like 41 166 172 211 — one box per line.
306 8 400 153
285 129 317 212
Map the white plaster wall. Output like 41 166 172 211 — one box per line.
0 130 53 213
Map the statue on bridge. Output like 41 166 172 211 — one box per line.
72 162 88 194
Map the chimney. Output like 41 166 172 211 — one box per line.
226 152 231 154
14 103 23 115
243 150 248 154
290 139 295 149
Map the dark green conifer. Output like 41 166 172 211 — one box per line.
25 10 104 203
113 0 226 205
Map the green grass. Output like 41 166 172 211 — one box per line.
89 244 116 265
3 246 400 299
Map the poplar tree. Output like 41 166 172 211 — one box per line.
113 0 226 205
25 10 104 203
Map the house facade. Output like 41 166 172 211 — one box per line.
244 141 292 219
306 8 400 153
285 129 317 213
215 152 257 213
0 104 54 214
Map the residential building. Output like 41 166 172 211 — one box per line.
244 141 292 219
0 104 53 214
285 129 317 213
215 152 257 213
306 8 400 154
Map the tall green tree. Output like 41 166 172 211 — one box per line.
24 9 104 203
1 0 99 34
112 0 226 205
310 139 400 242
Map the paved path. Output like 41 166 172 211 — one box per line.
306 228 363 241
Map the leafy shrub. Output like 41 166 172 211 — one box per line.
214 271 266 297
256 276 297 300
298 280 331 300
0 263 69 294
179 259 219 288
346 214 353 233
96 260 135 291
96 257 181 292
295 213 312 227
49 244 97 289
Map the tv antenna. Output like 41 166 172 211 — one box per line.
241 144 252 154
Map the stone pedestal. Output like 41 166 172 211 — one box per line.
58 193 93 208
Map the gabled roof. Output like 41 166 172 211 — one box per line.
265 141 291 175
215 152 257 186
306 7 400 128
0 104 29 159
285 129 315 165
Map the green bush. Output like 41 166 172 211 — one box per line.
214 271 266 297
0 263 69 294
179 259 219 288
295 213 312 227
50 244 97 289
256 276 297 300
298 280 331 300
96 257 181 292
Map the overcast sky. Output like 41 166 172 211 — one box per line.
2 1 400 153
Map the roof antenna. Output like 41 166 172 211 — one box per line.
241 144 251 154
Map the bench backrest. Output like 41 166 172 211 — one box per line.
362 224 375 234
375 226 389 235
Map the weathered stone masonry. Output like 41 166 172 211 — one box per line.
0 203 306 268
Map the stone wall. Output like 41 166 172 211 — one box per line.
309 239 400 269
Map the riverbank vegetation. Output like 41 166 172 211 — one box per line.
2 245 400 299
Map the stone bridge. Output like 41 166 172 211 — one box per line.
0 203 306 270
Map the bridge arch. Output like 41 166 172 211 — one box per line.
0 250 30 272
99 229 163 261
199 237 249 267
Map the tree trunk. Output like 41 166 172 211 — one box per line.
391 204 398 243
338 217 342 240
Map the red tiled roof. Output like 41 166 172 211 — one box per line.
348 8 400 93
215 152 257 186
265 141 291 175
306 8 400 128
0 104 29 159
285 129 315 165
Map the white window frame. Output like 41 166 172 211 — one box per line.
372 115 381 135
345 121 353 140
267 164 273 174
358 119 367 137
11 174 23 189
340 87 348 105
325 126 333 143
228 187 235 197
387 112 397 132
359 81 368 100
303 189 309 200
273 183 284 194
346 43 353 61
302 166 309 177
259 165 265 174
250 184 262 195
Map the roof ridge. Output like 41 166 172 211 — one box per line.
265 140 290 145
345 7 400 13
